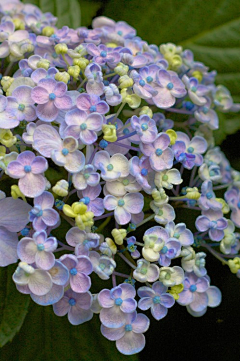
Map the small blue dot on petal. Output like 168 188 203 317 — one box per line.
155 148 163 156
70 268 77 276
49 93 56 100
189 284 197 292
62 148 69 156
115 298 123 306
69 298 76 306
24 165 32 173
167 82 173 90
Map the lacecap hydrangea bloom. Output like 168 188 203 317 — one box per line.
0 0 240 356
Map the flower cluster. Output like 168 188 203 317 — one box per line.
0 0 240 355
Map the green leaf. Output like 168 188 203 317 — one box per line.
0 301 138 361
22 0 81 28
0 264 30 347
103 0 240 139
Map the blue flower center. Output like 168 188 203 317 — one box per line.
187 146 194 153
189 284 197 292
80 123 87 130
36 210 43 217
81 196 90 205
167 82 173 90
146 76 153 83
115 297 123 306
209 170 217 177
127 243 137 252
125 324 132 331
161 246 168 254
99 263 106 270
24 165 31 173
69 298 76 306
89 105 96 112
107 164 114 171
155 148 163 156
117 31 123 36
185 101 194 110
141 168 148 176
83 239 89 245
37 243 45 251
139 79 145 86
173 232 180 239
206 192 213 199
118 199 125 207
100 51 107 57
123 128 130 135
191 86 197 93
70 267 78 276
62 148 69 156
18 104 25 111
209 220 217 229
99 139 108 149
141 123 148 131
202 106 209 114
52 52 58 59
153 296 161 304
49 92 56 100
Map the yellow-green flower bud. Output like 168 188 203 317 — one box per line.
55 43 68 55
192 71 203 83
68 65 81 79
37 59 50 70
12 18 25 30
55 72 70 84
139 106 153 118
0 145 6 157
228 258 240 274
215 198 230 214
114 62 129 76
118 75 133 89
11 185 26 201
166 129 177 145
168 284 184 300
105 42 118 48
111 228 127 245
52 180 69 197
185 187 201 200
121 88 141 109
105 238 117 254
42 26 55 37
102 124 117 142
1 76 14 92
73 57 89 69
0 129 17 147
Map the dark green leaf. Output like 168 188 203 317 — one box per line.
0 264 30 347
0 301 138 361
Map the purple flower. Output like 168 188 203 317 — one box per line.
104 84 122 106
33 124 85 173
53 289 93 325
158 237 181 267
29 191 59 231
182 75 209 106
31 67 58 84
89 251 116 279
133 259 160 283
31 78 72 122
165 221 194 246
30 260 69 306
87 43 121 67
224 187 240 227
85 63 104 96
151 69 186 109
198 180 222 211
13 262 52 296
172 132 207 169
130 114 158 143
60 254 92 293
17 230 57 270
104 193 144 225
66 226 100 256
194 98 219 130
72 164 100 190
126 236 140 259
6 86 36 122
63 108 103 145
98 283 137 328
140 133 174 171
93 151 129 181
129 156 153 192
196 209 228 241
0 95 18 129
0 197 31 233
101 311 149 355
130 69 158 99
0 226 19 267
7 150 48 198
78 184 104 216
138 281 175 320
76 93 109 114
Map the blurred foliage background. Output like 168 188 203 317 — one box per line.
0 0 240 360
